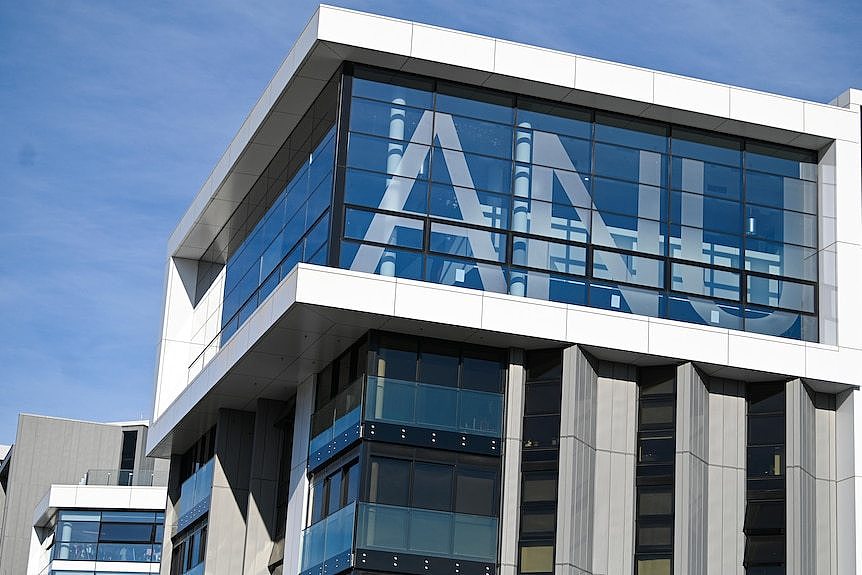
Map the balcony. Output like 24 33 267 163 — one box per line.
83 468 168 487
176 459 214 532
300 502 355 575
308 378 362 470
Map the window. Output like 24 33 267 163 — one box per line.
54 510 163 565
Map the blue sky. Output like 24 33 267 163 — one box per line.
0 0 859 445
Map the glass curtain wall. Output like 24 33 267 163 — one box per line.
53 510 164 564
634 367 677 575
517 349 563 575
744 383 786 573
335 66 819 341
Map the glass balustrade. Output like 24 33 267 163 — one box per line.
300 502 356 575
309 378 363 468
177 459 214 531
364 376 503 437
355 502 498 562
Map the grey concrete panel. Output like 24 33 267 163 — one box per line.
786 380 817 575
500 349 525 575
282 378 313 575
834 390 857 574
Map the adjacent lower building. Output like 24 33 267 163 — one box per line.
146 6 862 575
0 414 169 575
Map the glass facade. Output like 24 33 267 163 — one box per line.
52 510 163 564
335 66 820 341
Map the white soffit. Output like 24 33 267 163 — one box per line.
166 5 859 262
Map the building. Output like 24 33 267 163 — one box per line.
146 6 862 575
0 414 169 575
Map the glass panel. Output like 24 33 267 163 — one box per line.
431 146 512 195
520 510 556 534
365 377 415 424
99 523 154 543
520 545 554 573
638 524 673 546
595 114 667 153
749 385 785 414
521 472 557 503
524 382 562 415
671 157 741 200
592 177 665 220
459 389 503 435
594 142 666 186
455 467 498 516
638 436 675 463
344 169 427 214
408 508 452 554
344 208 424 249
593 250 665 289
744 534 786 564
302 516 326 568
746 276 815 313
350 97 432 143
429 184 510 229
592 212 666 256
96 543 156 562
444 114 514 159
745 205 817 248
323 503 354 560
671 262 740 300
638 489 673 517
452 514 497 560
637 558 672 575
436 83 514 124
525 348 562 381
517 100 592 139
672 128 741 166
589 282 665 317
745 239 817 282
513 199 590 242
56 520 100 542
669 225 741 268
670 191 742 234
667 294 743 330
528 133 591 173
747 446 784 478
101 511 156 523
413 463 454 511
376 337 417 380
356 503 408 551
54 542 97 560
746 142 816 181
744 306 815 341
369 457 411 506
523 414 560 450
339 240 423 280
512 236 586 276
347 133 430 177
429 222 506 263
327 471 343 515
639 401 675 428
744 500 785 532
425 255 508 294
746 171 817 214
510 269 588 306
415 384 458 430
419 341 459 387
352 73 434 110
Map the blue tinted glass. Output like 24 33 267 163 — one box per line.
513 199 590 243
429 184 510 229
744 239 817 281
529 133 591 173
591 177 665 220
593 249 664 288
344 169 428 215
347 133 430 177
516 102 591 139
352 75 434 109
283 165 310 218
745 205 817 247
747 276 814 313
515 163 592 208
746 171 817 214
425 255 508 294
303 213 330 259
258 268 279 302
306 176 332 226
435 84 514 124
445 114 513 159
429 222 505 262
431 147 511 195
667 295 742 330
309 137 335 190
340 240 423 280
512 236 586 276
589 282 665 317
669 225 741 268
351 97 432 143
671 157 741 201
594 143 666 187
670 191 742 234
671 262 740 300
746 142 816 181
279 244 302 280
595 114 667 153
671 128 741 166
510 269 587 305
592 212 666 256
744 306 814 340
344 208 424 249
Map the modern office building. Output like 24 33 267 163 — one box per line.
146 6 862 575
0 414 169 575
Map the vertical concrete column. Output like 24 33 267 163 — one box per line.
835 388 859 574
242 399 289 574
703 378 745 575
813 393 838 575
673 364 709 575
555 346 597 575
282 377 314 575
786 380 817 575
499 349 526 575
591 359 638 575
205 409 255 575
159 454 183 575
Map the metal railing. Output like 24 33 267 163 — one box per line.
82 468 168 487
